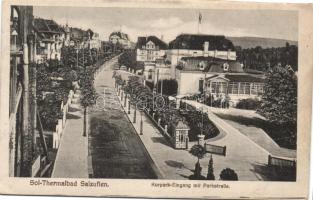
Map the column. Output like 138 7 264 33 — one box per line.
22 42 31 176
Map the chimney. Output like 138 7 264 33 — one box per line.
204 41 209 57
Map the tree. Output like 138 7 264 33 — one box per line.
80 66 97 137
118 49 138 71
258 65 297 144
220 168 238 181
189 144 206 180
206 154 215 180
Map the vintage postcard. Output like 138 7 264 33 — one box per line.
0 0 312 199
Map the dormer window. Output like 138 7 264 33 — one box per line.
223 63 229 71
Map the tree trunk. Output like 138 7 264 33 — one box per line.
83 107 87 137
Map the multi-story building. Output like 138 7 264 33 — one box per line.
136 36 168 62
33 18 65 63
69 27 87 48
86 29 101 50
136 36 169 85
167 34 237 77
109 31 131 49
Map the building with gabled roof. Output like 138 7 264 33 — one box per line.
136 36 168 62
109 31 131 49
33 18 65 62
136 36 170 84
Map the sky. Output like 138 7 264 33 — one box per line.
33 6 298 43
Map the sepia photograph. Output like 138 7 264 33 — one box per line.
1 0 312 199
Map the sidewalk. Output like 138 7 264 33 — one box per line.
117 92 270 181
51 90 89 178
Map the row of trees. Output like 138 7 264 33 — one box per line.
118 49 144 72
36 46 113 132
117 75 219 142
236 42 298 72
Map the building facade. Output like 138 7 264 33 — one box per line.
204 74 265 106
167 34 237 77
109 31 131 49
175 55 265 105
33 18 65 63
136 36 168 62
136 36 170 85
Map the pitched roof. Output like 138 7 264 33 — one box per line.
176 120 190 130
136 36 168 50
70 27 88 40
109 31 129 40
179 56 244 73
169 34 235 51
34 18 64 34
224 74 265 83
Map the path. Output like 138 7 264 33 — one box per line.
52 90 88 178
193 104 296 159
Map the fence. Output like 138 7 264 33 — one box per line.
143 108 173 143
204 143 226 156
52 90 74 149
268 155 296 168
31 155 52 177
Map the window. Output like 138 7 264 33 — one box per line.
251 83 264 95
229 82 238 95
210 81 227 94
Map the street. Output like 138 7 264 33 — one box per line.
88 57 158 179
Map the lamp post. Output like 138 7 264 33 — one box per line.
124 93 127 107
140 111 143 135
153 88 156 112
128 100 131 114
133 104 137 123
76 48 79 68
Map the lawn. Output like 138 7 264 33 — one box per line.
215 113 296 150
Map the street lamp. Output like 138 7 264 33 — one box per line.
133 104 137 123
140 111 143 135
124 93 127 107
76 48 79 68
153 88 156 112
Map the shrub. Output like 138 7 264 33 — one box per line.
220 168 238 181
180 102 220 141
38 95 62 131
236 98 261 110
207 155 215 180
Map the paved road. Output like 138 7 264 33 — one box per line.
88 57 158 179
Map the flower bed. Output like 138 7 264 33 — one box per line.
180 102 220 141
